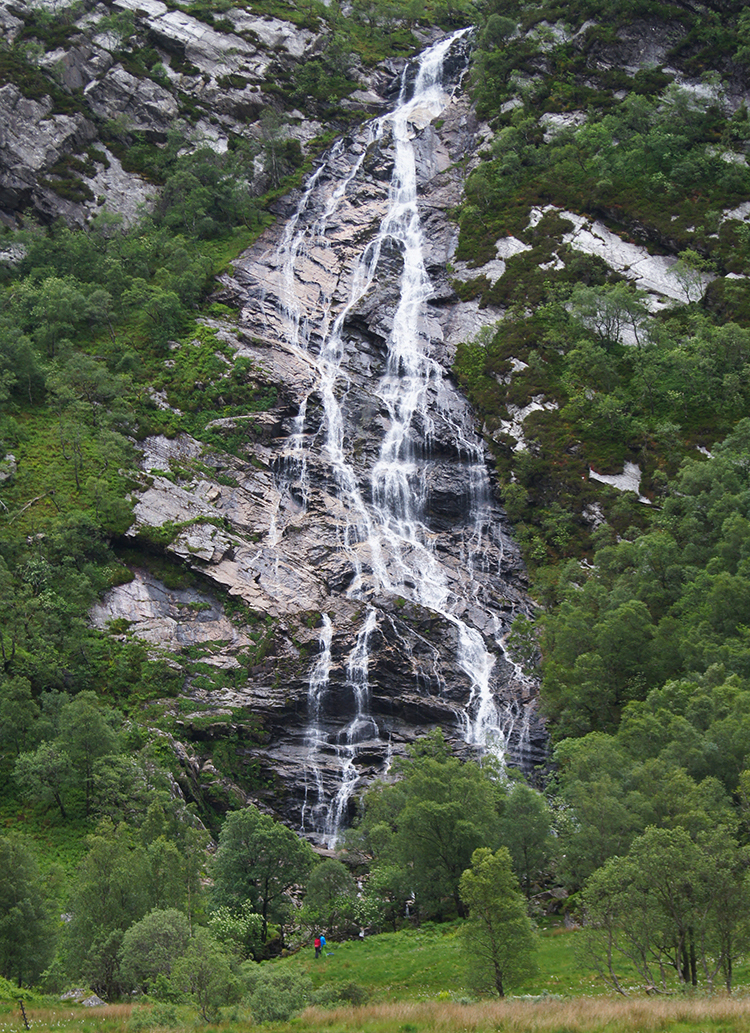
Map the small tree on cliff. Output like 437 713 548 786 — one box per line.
459 847 537 998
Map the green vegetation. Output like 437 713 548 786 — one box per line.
447 0 750 1017
539 422 750 737
455 0 750 567
459 847 538 997
351 730 503 919
212 806 317 943
454 0 750 763
4 0 750 1024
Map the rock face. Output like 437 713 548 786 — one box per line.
0 84 94 222
105 30 546 844
0 0 385 226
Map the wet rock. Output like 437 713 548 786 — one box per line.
108 33 546 839
7 3 733 836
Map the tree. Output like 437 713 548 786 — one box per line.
171 928 239 1021
505 614 540 678
355 730 502 918
570 282 649 347
580 825 750 994
499 782 554 897
48 353 127 429
58 692 118 816
697 828 750 992
552 726 735 890
91 754 158 825
143 836 188 913
301 858 357 939
208 901 264 960
353 863 413 933
61 820 150 998
458 847 537 997
0 835 56 987
0 324 44 405
259 111 302 189
0 677 40 756
15 740 73 819
546 734 642 888
212 807 316 943
670 249 714 304
119 908 191 993
480 14 517 48
28 276 87 357
244 966 313 1023
139 805 211 933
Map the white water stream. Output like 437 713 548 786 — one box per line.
265 30 534 845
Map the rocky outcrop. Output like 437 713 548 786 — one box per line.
103 37 546 841
84 64 179 134
0 0 382 225
0 76 158 225
0 84 97 222
580 18 688 73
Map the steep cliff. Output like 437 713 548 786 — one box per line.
5 0 749 844
0 0 407 227
88 30 546 843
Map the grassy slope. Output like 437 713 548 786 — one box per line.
287 923 598 1000
270 923 750 1000
8 928 750 1033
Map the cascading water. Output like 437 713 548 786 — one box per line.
300 613 333 833
325 607 379 840
234 27 543 845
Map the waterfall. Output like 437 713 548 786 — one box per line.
252 27 539 846
300 613 333 834
324 607 378 841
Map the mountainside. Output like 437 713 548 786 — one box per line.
2 0 750 852
1 0 548 845
0 0 398 227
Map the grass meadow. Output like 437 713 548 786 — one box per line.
6 924 750 1033
9 994 750 1033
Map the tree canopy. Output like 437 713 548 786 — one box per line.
0 835 56 988
459 846 537 997
211 807 317 943
354 731 502 917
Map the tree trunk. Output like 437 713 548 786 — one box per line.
261 875 269 942
494 962 504 998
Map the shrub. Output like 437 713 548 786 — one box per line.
246 967 313 1023
127 1004 182 1032
120 909 191 992
314 980 370 1007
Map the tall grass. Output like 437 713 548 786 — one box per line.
7 982 750 1033
0 1003 134 1032
298 996 750 1033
